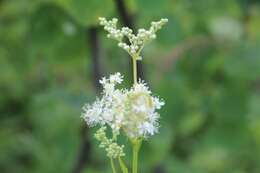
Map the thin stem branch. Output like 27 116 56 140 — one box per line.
132 57 137 84
118 157 129 173
110 158 117 173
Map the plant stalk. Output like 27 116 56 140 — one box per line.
132 57 137 85
132 139 142 173
110 158 117 173
118 157 129 173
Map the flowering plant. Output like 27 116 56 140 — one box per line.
82 17 168 173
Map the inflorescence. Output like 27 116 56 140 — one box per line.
82 73 164 157
99 17 168 60
82 17 167 164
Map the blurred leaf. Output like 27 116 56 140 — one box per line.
178 111 206 136
51 0 114 27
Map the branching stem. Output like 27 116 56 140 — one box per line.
110 158 117 173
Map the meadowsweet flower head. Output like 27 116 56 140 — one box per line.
82 73 164 139
82 17 167 171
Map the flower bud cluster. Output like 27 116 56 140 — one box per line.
99 17 123 41
99 17 168 59
82 73 165 139
94 126 125 158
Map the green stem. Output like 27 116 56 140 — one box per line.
132 57 137 85
118 157 129 173
110 158 117 173
132 139 142 173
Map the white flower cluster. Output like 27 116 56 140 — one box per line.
82 72 164 139
99 18 123 41
99 17 168 60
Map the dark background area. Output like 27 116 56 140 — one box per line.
0 0 260 173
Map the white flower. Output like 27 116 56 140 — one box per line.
138 122 157 137
81 99 103 126
82 73 164 139
152 97 165 109
109 72 123 84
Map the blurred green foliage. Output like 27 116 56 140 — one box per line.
0 0 260 173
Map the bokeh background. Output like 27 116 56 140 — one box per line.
1 0 260 173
